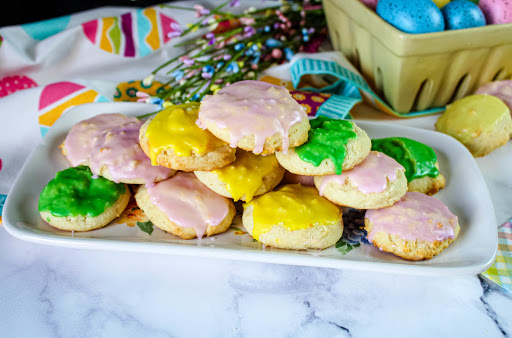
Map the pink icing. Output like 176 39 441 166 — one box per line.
197 80 307 154
281 171 315 187
475 80 512 113
64 113 172 186
365 192 458 242
317 151 405 195
146 172 230 238
479 0 512 24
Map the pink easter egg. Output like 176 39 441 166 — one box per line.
361 0 379 9
0 75 37 98
478 0 512 24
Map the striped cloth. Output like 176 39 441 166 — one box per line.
481 218 512 293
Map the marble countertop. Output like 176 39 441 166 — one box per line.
2 104 512 337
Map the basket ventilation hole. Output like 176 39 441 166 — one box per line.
352 48 361 70
449 73 471 103
374 66 384 97
412 79 434 112
493 68 508 81
334 30 341 50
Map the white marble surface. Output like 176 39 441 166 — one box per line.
2 104 512 337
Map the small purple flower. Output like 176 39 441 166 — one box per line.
183 58 195 66
167 22 182 38
206 32 216 46
201 72 212 79
243 26 256 38
229 0 240 7
223 54 232 61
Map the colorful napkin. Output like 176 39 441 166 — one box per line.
481 218 512 294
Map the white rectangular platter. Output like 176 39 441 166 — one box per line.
3 102 498 276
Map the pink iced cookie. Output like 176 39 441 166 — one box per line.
314 151 407 209
198 80 310 155
63 113 175 186
478 0 512 24
135 172 236 239
475 80 512 114
364 191 460 260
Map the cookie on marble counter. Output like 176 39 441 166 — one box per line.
435 94 512 157
475 80 512 114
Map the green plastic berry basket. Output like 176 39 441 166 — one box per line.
322 0 512 114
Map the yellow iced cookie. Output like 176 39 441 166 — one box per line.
242 184 343 250
435 94 512 157
139 103 236 171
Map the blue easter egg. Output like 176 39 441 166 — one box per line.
376 0 445 34
441 0 486 29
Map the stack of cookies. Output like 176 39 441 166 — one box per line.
38 80 460 261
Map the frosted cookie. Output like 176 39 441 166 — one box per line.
435 94 512 157
276 116 371 176
371 137 446 195
135 172 236 239
194 149 284 202
140 103 236 171
365 192 460 261
197 80 310 155
315 151 407 209
62 113 174 186
38 166 131 231
242 184 343 250
475 80 512 114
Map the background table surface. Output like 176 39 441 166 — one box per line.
2 103 511 338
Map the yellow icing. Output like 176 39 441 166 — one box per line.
146 103 227 164
212 150 278 202
436 94 510 144
244 184 341 241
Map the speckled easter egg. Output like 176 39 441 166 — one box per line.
442 0 486 29
478 0 512 24
361 0 379 10
376 0 445 33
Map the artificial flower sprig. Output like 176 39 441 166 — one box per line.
141 0 327 106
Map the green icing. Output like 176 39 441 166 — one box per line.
371 137 439 182
295 116 357 175
38 166 126 218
